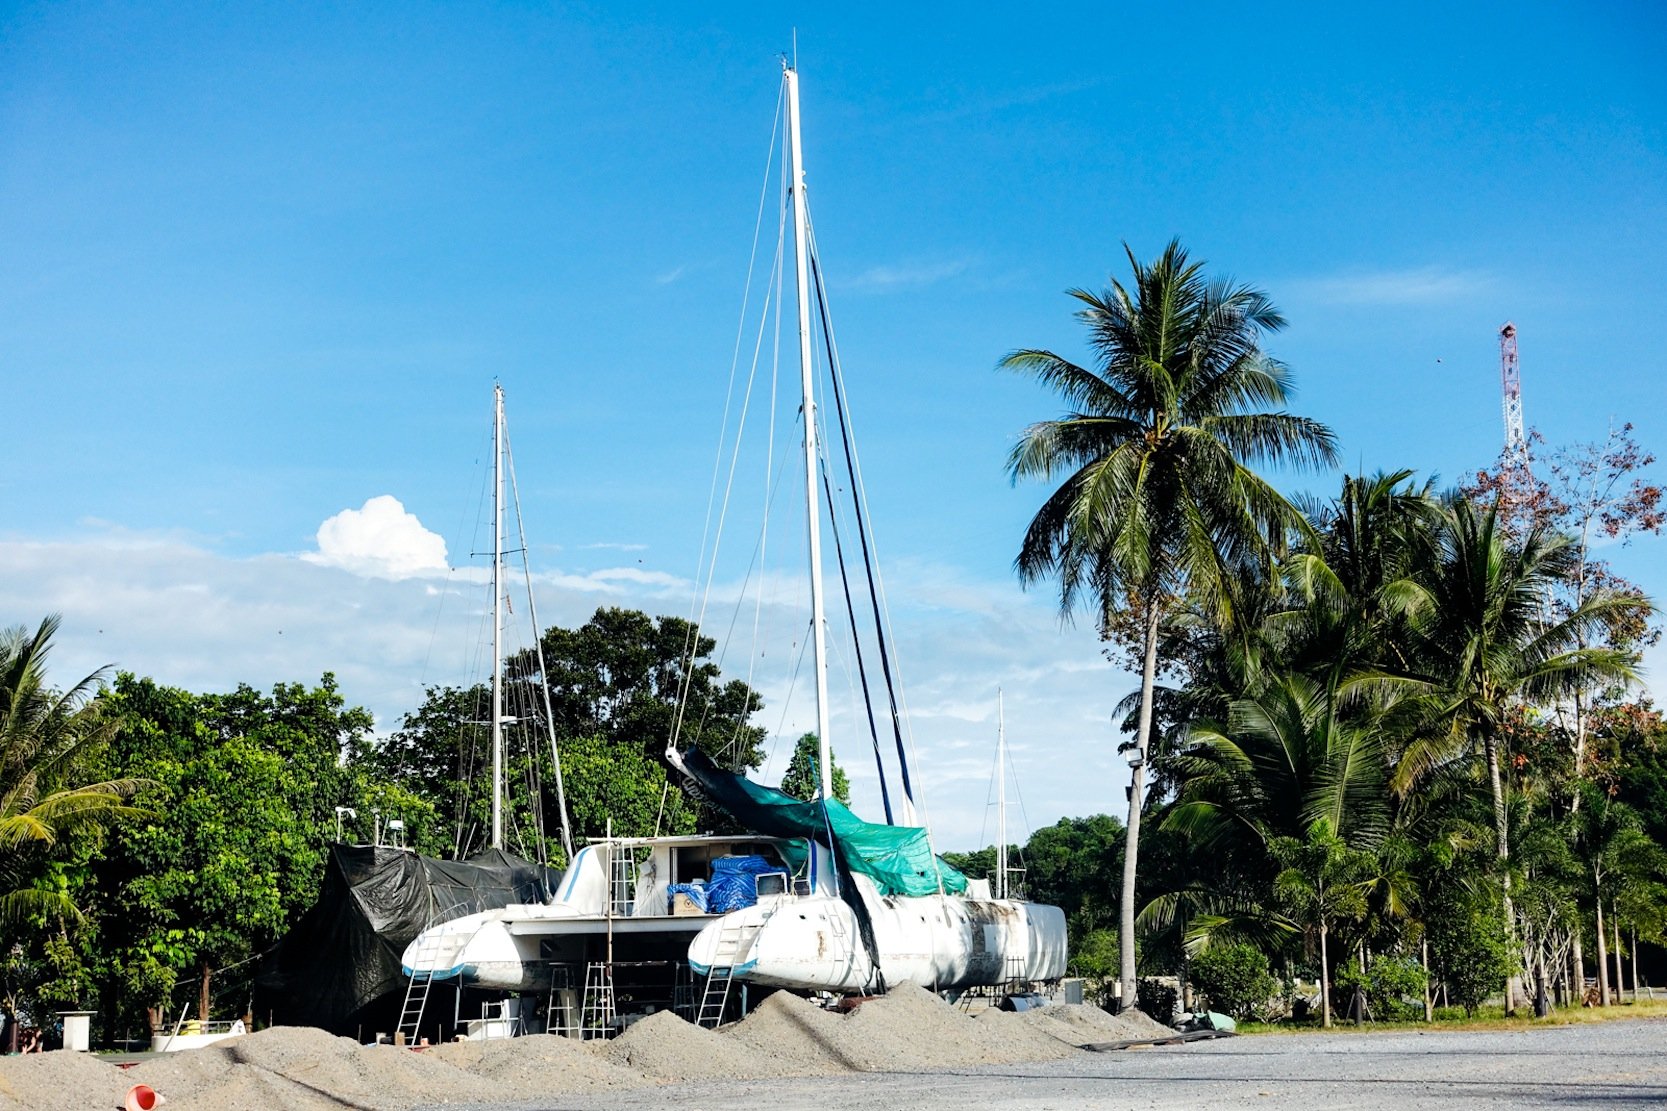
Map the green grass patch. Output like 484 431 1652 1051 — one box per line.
1235 997 1667 1035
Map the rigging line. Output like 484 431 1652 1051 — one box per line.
819 459 895 822
806 240 915 817
422 418 494 688
688 208 792 768
689 437 797 765
668 82 786 756
454 614 495 859
730 165 789 764
761 617 814 784
450 429 499 858
722 200 784 766
693 177 790 767
675 226 787 761
1008 740 1034 840
503 417 573 860
803 224 941 870
976 737 1000 852
669 193 789 758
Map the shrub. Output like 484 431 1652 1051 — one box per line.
1189 941 1278 1020
1429 893 1514 1017
1333 954 1429 1021
1136 977 1178 1024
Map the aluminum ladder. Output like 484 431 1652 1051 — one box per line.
579 962 616 1040
396 930 448 1044
695 919 750 1028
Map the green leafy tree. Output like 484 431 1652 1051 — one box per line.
372 609 768 860
1426 884 1514 1017
96 675 364 1029
779 733 850 804
509 607 766 770
1023 814 1123 939
1189 940 1277 1020
1332 954 1429 1021
1005 240 1338 1007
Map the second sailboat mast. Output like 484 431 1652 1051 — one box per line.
491 383 506 849
785 65 834 802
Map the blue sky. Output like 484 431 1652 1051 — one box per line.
3 2 1664 849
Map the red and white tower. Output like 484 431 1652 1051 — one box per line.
1499 321 1525 457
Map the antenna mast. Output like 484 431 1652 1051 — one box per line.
1500 322 1525 461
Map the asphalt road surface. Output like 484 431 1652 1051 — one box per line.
462 1017 1667 1111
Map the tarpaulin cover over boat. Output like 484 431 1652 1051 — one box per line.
255 844 559 1035
673 748 967 896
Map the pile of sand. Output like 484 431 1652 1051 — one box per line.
1018 1002 1173 1044
831 983 1077 1070
723 989 860 1074
0 989 1161 1108
600 1009 775 1080
430 1031 648 1096
0 1045 129 1111
724 983 1077 1075
124 1026 517 1110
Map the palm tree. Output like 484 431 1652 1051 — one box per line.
0 615 143 928
1270 819 1372 1027
1393 499 1643 1008
1004 239 1338 1008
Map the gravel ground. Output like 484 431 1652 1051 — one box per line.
7 1006 1662 1110
454 1017 1667 1111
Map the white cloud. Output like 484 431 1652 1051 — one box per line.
1286 265 1496 307
0 526 1137 850
841 258 974 294
303 495 448 579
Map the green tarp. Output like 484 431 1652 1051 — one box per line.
675 748 967 897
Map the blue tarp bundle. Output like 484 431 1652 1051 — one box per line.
706 855 777 913
666 881 708 912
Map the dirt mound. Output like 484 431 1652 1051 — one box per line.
127 1026 513 1110
601 1009 774 1081
833 983 1074 1070
724 989 855 1075
1018 1002 1173 1043
970 1007 1091 1060
430 1032 648 1095
0 1049 128 1111
146 1068 349 1111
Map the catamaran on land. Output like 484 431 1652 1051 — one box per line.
398 61 1066 1038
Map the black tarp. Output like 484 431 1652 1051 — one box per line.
255 844 560 1036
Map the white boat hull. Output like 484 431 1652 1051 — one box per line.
687 878 1068 993
401 837 795 993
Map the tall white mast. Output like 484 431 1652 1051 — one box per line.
997 689 1007 900
491 383 505 849
784 64 833 800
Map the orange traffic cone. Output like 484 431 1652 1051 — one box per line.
125 1083 164 1111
